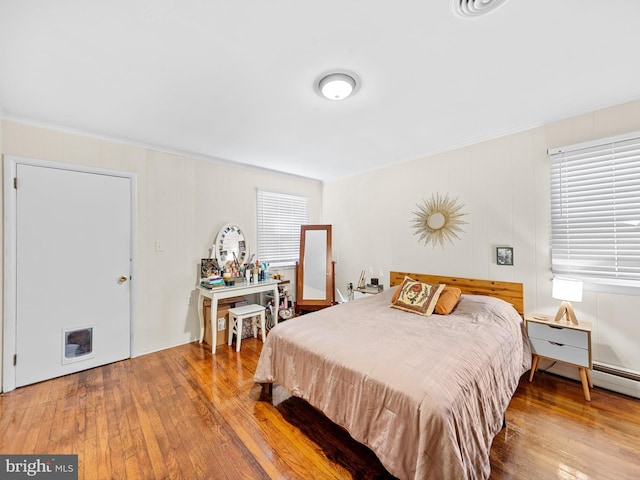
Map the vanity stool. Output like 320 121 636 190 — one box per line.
227 304 266 352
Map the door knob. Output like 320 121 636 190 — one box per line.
118 275 128 283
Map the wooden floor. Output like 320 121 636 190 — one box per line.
2 339 640 480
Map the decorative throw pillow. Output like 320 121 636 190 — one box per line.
391 277 445 316
391 276 416 304
434 286 462 315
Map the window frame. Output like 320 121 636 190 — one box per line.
549 131 640 295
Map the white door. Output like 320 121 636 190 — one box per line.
14 163 132 387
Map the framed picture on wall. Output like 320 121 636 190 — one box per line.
496 247 514 266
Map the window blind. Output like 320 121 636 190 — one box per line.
549 134 640 289
256 190 310 267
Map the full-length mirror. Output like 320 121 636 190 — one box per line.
296 224 336 314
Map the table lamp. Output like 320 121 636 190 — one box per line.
552 278 583 324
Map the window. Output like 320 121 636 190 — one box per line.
549 132 640 291
256 190 310 267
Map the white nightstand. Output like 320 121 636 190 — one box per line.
526 314 593 401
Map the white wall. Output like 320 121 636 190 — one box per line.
324 99 640 398
3 99 640 398
0 116 4 388
0 119 322 390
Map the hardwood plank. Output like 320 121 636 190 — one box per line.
2 339 639 479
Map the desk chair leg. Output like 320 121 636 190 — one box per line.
259 311 266 342
235 317 243 352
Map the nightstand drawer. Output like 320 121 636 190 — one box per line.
529 337 590 367
527 322 589 349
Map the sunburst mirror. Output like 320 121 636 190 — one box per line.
412 193 468 248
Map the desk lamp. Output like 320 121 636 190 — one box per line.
552 278 583 324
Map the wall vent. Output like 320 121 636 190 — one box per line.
454 0 507 17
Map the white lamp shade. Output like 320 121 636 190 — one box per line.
318 73 356 100
552 278 583 302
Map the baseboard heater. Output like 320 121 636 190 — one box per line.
593 363 640 383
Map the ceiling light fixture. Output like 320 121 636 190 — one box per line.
318 73 356 100
454 0 507 17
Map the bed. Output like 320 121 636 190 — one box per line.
254 272 531 480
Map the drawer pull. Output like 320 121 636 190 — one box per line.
549 326 563 329
549 341 565 347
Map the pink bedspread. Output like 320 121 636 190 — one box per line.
254 288 531 480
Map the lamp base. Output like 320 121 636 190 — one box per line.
554 300 579 324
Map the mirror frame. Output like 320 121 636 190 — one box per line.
296 224 335 313
213 224 248 269
412 193 467 248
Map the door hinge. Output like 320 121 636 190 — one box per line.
13 354 17 366
13 177 18 189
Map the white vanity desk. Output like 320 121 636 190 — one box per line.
197 279 279 353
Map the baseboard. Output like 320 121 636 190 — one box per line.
541 360 640 399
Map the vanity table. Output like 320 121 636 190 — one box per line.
197 279 279 353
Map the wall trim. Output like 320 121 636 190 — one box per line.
0 115 321 183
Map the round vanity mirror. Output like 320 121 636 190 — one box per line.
214 224 248 268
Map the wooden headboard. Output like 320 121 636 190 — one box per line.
389 271 524 316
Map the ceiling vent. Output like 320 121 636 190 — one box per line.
453 0 507 17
